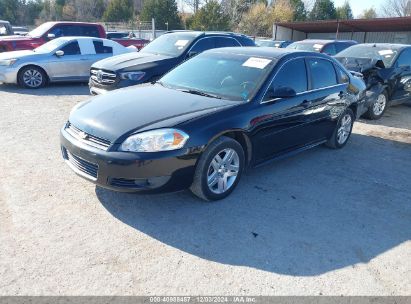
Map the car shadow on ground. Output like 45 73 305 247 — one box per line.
0 82 90 96
96 133 411 276
358 103 411 131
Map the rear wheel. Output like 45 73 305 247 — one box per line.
18 66 47 89
190 136 245 201
326 108 354 149
364 91 388 120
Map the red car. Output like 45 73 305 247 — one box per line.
0 21 148 52
0 22 106 52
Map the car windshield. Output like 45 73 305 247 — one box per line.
27 22 53 38
140 33 199 56
159 52 275 101
256 40 277 47
34 38 67 53
287 42 325 52
336 45 399 67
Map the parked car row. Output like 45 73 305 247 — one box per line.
0 22 410 201
60 47 366 200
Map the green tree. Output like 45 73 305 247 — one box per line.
103 0 134 22
336 0 353 19
309 0 337 20
290 0 307 21
0 0 19 23
189 0 230 31
359 7 378 19
140 0 182 30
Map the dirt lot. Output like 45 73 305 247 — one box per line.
0 84 410 295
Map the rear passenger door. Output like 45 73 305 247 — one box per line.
305 57 348 140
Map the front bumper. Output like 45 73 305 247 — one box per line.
60 127 199 193
89 77 139 95
0 65 18 84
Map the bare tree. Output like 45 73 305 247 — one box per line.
381 0 411 17
183 0 205 13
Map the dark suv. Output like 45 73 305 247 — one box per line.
89 31 255 95
287 39 357 56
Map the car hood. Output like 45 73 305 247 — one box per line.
0 50 34 59
91 51 175 71
335 56 381 73
0 35 34 42
69 84 238 143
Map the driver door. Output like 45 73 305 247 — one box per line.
46 40 85 81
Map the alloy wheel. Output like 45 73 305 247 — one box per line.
23 69 43 88
207 148 240 194
337 114 352 145
373 93 387 116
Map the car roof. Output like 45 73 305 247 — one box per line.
45 21 102 26
298 39 356 44
353 43 410 50
206 46 323 59
165 30 249 38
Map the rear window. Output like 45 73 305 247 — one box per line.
93 41 113 54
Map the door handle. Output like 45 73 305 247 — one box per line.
302 100 312 107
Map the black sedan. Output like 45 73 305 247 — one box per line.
335 43 411 119
61 48 365 201
89 31 255 95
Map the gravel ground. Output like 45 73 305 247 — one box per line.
0 84 410 295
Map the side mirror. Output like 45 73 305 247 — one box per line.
47 33 56 40
55 50 64 57
187 50 198 58
267 86 297 99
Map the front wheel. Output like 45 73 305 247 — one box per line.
18 66 47 89
364 91 388 120
326 108 354 149
190 136 245 201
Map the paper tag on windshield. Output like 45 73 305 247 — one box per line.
175 40 189 47
378 49 394 56
242 57 272 69
313 44 324 49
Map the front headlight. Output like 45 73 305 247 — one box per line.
120 71 145 81
119 128 189 152
0 59 18 66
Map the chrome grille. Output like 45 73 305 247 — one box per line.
63 148 98 180
90 68 117 84
65 122 111 151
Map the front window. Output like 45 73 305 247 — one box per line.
159 52 275 101
34 38 68 53
27 22 53 38
337 45 399 68
140 33 199 56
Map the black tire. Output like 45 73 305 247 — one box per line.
326 108 355 149
364 90 388 120
190 136 245 201
18 66 47 89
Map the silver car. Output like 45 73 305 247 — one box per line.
0 37 136 88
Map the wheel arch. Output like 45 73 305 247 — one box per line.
206 130 253 168
17 64 50 86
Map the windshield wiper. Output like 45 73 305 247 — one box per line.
177 88 222 99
